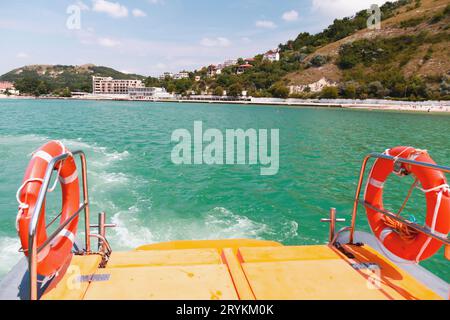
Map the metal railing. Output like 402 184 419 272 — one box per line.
348 152 450 246
28 150 93 300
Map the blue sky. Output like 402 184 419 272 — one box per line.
0 0 388 76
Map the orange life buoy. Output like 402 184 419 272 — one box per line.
16 141 80 276
364 146 450 262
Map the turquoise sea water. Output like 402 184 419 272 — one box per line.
0 99 448 282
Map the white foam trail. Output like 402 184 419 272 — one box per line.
1 134 301 262
204 207 269 239
108 206 271 250
58 139 130 168
111 208 156 249
280 220 299 240
0 134 46 144
0 237 21 279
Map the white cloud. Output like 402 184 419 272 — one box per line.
16 52 29 58
312 0 387 18
92 0 128 18
255 20 277 29
132 9 147 17
200 37 231 48
98 37 121 47
282 10 299 22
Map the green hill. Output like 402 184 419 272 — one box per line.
148 0 450 101
0 64 145 95
284 0 450 100
2 0 449 100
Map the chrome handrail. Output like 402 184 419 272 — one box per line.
348 152 450 245
360 200 449 245
28 150 92 300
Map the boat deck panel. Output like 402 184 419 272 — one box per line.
242 259 390 300
238 245 341 262
106 249 222 268
83 265 238 300
38 241 446 300
41 254 102 300
239 244 443 300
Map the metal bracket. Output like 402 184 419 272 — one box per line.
321 208 346 244
89 212 116 267
90 212 116 251
393 160 409 176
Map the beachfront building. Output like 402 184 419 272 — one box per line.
263 49 280 62
236 64 253 75
173 72 189 80
92 76 144 95
128 87 174 100
159 72 174 80
0 81 17 94
223 59 238 67
207 65 217 78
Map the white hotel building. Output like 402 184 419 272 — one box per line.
92 76 144 94
128 87 174 100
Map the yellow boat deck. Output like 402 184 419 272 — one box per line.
41 239 442 300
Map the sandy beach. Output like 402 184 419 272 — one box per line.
1 94 449 113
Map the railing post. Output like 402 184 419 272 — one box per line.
80 153 91 253
28 157 57 300
29 233 38 301
349 156 371 244
98 212 105 251
329 208 336 243
90 212 116 251
321 208 346 244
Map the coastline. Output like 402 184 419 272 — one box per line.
1 94 449 114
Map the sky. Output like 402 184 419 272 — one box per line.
0 0 388 77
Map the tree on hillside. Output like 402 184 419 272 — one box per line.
368 81 387 98
145 77 161 87
60 87 72 97
36 81 49 96
228 83 243 97
269 83 290 99
320 86 339 99
213 86 224 96
310 55 328 67
340 82 357 99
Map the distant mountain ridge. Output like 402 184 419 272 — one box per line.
0 64 145 93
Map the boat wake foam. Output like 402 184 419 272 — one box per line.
0 237 21 278
0 134 301 278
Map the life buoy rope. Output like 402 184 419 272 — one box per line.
364 146 450 262
415 184 448 262
15 178 44 232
